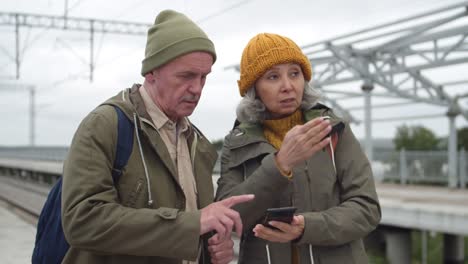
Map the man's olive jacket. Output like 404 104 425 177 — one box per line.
62 85 218 264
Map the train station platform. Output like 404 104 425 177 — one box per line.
0 200 36 264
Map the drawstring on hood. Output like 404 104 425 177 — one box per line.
266 244 272 264
122 88 154 206
121 89 153 206
265 243 315 264
133 112 154 206
329 139 336 174
309 244 315 264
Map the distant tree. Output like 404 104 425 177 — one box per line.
211 139 224 151
392 125 442 181
457 127 468 150
393 125 439 151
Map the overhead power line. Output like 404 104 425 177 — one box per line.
196 0 252 24
0 12 151 35
0 11 151 81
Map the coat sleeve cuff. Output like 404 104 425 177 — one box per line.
294 212 326 245
169 210 202 260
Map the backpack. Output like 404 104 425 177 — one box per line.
32 105 134 264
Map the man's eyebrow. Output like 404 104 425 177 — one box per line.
176 70 212 75
175 71 197 77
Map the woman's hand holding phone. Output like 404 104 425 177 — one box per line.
253 208 305 243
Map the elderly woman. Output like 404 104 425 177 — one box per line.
215 33 381 264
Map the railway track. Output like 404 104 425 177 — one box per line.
0 175 49 221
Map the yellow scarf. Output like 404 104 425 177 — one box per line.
263 110 304 149
262 109 303 264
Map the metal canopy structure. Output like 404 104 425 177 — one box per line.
301 2 468 187
303 1 468 120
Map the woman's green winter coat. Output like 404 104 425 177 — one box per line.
215 105 381 264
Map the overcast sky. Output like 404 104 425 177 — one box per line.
0 0 467 146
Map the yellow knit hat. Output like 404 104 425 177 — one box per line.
237 33 312 97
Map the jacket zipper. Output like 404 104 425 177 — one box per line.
191 131 198 171
304 160 315 264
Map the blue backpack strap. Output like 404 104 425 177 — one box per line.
112 106 134 183
32 105 136 264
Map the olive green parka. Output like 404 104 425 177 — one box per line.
61 85 218 264
215 104 381 264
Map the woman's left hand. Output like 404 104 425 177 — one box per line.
253 215 305 243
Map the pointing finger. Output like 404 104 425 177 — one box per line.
220 194 255 208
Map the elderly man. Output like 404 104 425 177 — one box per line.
61 9 253 264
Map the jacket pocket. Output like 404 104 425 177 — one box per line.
155 207 179 220
127 178 145 208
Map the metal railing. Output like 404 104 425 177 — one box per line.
0 146 68 162
0 146 466 188
373 149 467 188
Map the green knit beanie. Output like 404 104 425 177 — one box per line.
141 10 217 76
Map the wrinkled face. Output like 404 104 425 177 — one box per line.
145 51 213 121
255 63 305 119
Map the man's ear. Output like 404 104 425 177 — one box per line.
144 71 156 84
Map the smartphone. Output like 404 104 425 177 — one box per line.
262 206 297 229
323 122 344 139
